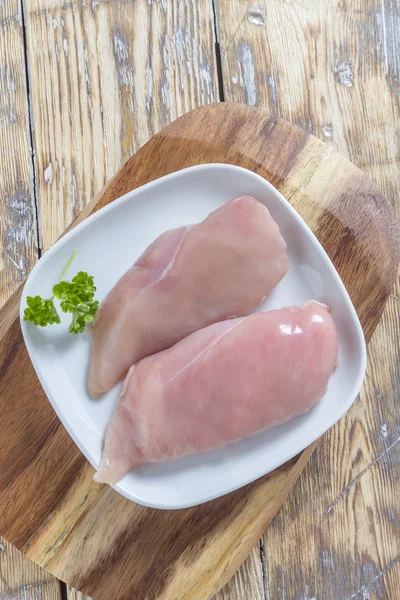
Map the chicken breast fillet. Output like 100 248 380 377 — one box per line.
88 196 288 397
94 301 338 485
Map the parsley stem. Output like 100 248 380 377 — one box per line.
59 250 77 283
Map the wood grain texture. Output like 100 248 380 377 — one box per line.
0 103 398 600
66 587 86 600
66 546 265 600
216 0 400 212
0 0 37 307
213 546 265 600
24 0 218 250
0 538 62 600
215 1 400 598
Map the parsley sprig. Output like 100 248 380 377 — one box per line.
24 250 99 334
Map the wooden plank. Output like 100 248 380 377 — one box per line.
0 0 52 595
24 0 219 250
0 539 62 599
216 0 400 210
216 0 400 598
0 0 37 305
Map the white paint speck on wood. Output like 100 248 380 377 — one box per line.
44 163 52 184
239 42 257 106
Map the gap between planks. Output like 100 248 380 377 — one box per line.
210 6 269 597
19 0 41 257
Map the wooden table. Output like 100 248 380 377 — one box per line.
0 1 399 599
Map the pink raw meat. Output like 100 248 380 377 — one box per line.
88 196 288 397
94 301 338 485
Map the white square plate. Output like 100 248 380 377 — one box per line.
20 164 367 509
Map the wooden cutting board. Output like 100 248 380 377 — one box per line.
0 103 399 600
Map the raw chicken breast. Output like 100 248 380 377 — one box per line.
94 301 338 485
88 196 288 397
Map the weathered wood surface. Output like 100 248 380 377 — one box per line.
66 588 86 600
1 0 400 598
215 0 400 598
0 0 37 308
0 0 45 595
25 0 218 249
0 103 398 600
0 539 62 599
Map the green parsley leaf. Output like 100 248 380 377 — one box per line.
23 295 61 327
23 251 98 334
53 272 99 334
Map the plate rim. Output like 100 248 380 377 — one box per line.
20 163 367 509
